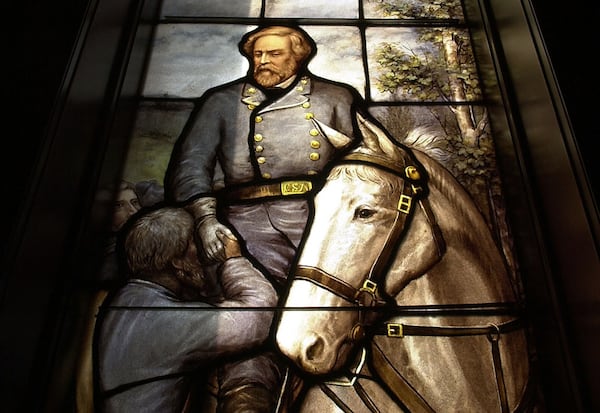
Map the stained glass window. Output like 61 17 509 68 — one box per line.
79 1 545 412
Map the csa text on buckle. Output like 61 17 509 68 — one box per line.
387 323 404 337
281 180 312 196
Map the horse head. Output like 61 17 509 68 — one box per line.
276 113 532 412
276 113 450 374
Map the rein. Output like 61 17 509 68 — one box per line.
373 318 524 413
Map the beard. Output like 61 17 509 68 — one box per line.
253 58 299 88
180 261 206 292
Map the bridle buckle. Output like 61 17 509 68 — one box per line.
387 323 404 338
360 279 377 294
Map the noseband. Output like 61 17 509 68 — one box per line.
293 150 445 341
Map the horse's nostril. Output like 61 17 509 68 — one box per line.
303 335 325 361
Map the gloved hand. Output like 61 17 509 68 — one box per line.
187 197 237 263
196 216 237 262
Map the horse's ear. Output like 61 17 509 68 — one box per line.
356 112 399 158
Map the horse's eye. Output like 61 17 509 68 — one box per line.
355 207 375 219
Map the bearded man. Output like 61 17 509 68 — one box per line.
94 207 278 412
165 25 364 288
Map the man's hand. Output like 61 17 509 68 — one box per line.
196 216 237 262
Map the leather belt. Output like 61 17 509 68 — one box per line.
221 180 313 202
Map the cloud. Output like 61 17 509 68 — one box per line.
265 0 358 18
161 0 262 18
143 24 254 97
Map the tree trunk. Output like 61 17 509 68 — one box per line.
442 30 478 146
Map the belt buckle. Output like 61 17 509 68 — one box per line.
281 180 312 196
387 323 403 337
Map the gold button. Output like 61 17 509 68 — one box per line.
262 172 271 179
301 77 308 84
255 145 264 152
255 115 263 123
247 87 256 94
309 128 320 136
247 104 256 110
305 113 314 120
296 86 304 92
302 102 311 108
257 156 266 164
310 140 321 149
310 152 320 161
307 170 318 175
254 134 263 142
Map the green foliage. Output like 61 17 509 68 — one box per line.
368 0 463 19
374 29 480 102
375 42 440 100
447 134 495 179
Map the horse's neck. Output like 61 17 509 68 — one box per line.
390 150 516 306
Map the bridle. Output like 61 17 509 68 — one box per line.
293 150 444 342
289 150 534 413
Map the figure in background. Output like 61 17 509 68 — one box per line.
74 179 164 412
94 207 277 413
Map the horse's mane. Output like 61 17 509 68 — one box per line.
327 163 402 195
400 126 495 244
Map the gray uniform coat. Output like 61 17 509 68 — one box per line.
95 257 277 413
166 73 362 284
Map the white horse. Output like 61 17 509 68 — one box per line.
275 114 537 412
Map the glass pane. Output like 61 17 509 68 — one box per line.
122 101 194 185
265 0 359 18
366 27 481 102
141 24 255 98
303 26 365 96
363 0 464 21
160 0 262 18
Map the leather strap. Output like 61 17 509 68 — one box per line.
373 318 524 413
295 266 361 303
370 341 436 413
374 318 523 338
354 379 382 413
319 384 354 413
367 178 415 284
489 329 509 413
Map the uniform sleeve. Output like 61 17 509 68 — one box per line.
218 257 277 308
322 81 362 150
98 261 277 387
164 93 222 203
206 257 277 354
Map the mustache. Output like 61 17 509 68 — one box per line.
255 64 281 74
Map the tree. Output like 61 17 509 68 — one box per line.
372 23 494 186
367 0 463 19
369 1 521 287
